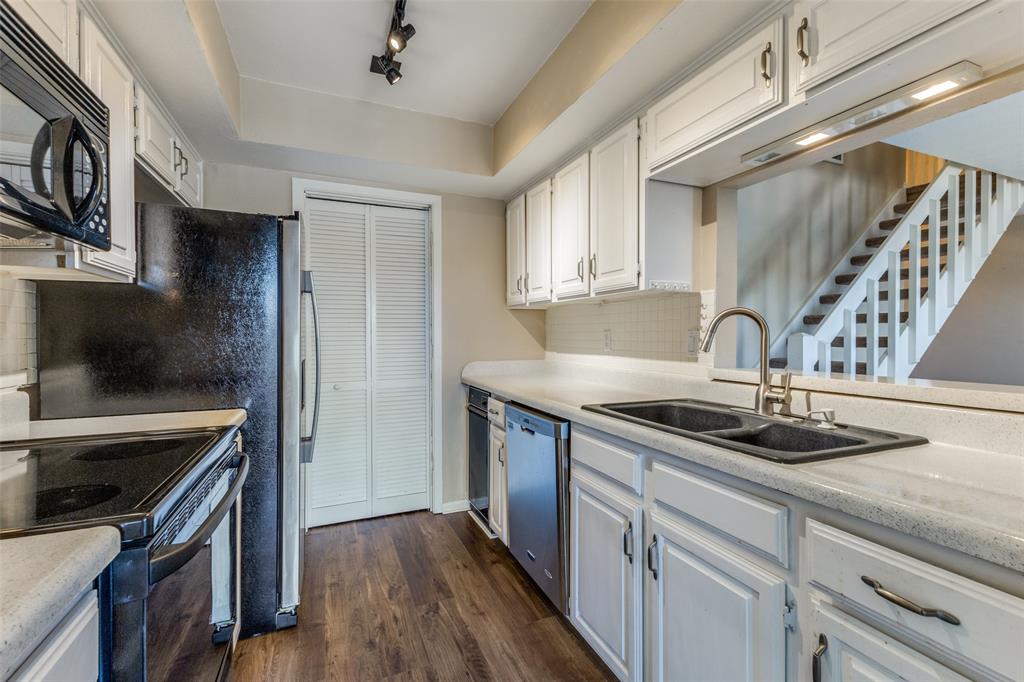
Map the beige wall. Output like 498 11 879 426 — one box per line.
203 162 545 506
492 0 678 172
912 217 1024 386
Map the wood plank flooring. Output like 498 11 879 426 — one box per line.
232 511 615 681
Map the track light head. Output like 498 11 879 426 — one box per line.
387 23 415 53
370 53 403 86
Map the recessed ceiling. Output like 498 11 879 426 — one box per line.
215 0 591 125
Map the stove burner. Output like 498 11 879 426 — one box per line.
36 484 121 519
72 438 187 462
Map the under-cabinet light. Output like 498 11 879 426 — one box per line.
795 132 831 146
742 61 983 166
911 80 959 101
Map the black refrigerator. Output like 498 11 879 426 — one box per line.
36 202 318 637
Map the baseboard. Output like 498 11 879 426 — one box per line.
441 499 470 514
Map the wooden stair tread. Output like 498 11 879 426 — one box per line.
831 336 889 348
835 266 931 285
803 311 909 326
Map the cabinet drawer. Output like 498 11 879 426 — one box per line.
571 428 642 495
12 589 99 681
651 461 788 566
806 520 1024 680
646 17 784 169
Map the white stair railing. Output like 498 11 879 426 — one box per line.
788 164 1024 379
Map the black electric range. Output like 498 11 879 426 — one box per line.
0 426 248 682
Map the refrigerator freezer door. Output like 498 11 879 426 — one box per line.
279 216 302 616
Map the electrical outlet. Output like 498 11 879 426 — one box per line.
688 330 701 354
603 329 612 352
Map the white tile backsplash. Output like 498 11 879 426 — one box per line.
546 292 702 362
0 276 36 386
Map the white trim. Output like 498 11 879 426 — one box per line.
291 177 445 515
441 499 471 514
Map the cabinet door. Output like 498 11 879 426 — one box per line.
570 470 643 682
79 15 136 278
551 153 590 300
809 600 966 681
488 425 507 544
590 120 640 295
174 137 202 207
646 511 786 682
646 18 783 169
8 0 78 70
505 194 526 306
135 87 177 184
524 179 552 304
791 0 984 93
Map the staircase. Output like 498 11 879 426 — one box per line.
770 164 1024 379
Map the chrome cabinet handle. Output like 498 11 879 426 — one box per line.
860 576 961 625
797 17 810 66
760 41 773 87
577 257 584 282
812 634 827 682
646 537 658 579
589 254 597 280
622 521 634 564
524 272 530 293
173 141 183 171
516 275 523 294
182 154 189 179
497 443 504 465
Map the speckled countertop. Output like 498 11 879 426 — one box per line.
463 360 1024 573
0 527 121 678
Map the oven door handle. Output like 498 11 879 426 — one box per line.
149 453 249 586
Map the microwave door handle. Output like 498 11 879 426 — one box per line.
149 453 249 585
44 116 75 220
300 270 321 464
72 123 105 223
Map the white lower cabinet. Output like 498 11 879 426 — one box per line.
646 510 787 682
570 468 643 682
11 590 99 681
488 423 507 545
808 600 966 681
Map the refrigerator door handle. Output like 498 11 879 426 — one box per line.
300 270 321 464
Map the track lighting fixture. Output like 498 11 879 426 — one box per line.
370 0 414 85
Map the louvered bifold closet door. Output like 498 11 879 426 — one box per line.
305 199 372 526
370 205 430 515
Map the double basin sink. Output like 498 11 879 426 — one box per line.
582 399 926 464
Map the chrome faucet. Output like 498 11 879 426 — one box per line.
699 307 792 416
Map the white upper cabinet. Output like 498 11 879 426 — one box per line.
590 120 640 295
135 86 177 185
570 470 643 682
646 511 786 682
791 0 985 93
505 194 526 306
174 136 202 207
524 179 552 304
8 0 78 70
551 153 590 301
646 18 784 170
79 13 135 279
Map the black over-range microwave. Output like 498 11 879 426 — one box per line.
0 0 111 250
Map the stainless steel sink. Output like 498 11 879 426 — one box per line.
582 399 926 463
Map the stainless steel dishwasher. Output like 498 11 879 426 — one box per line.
505 403 570 615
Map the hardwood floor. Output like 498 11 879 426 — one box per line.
232 511 615 681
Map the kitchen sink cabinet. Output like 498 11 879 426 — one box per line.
646 510 787 682
569 468 643 682
806 600 966 682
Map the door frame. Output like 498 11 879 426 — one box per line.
291 177 444 515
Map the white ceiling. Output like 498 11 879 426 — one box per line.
885 91 1024 181
215 0 591 125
